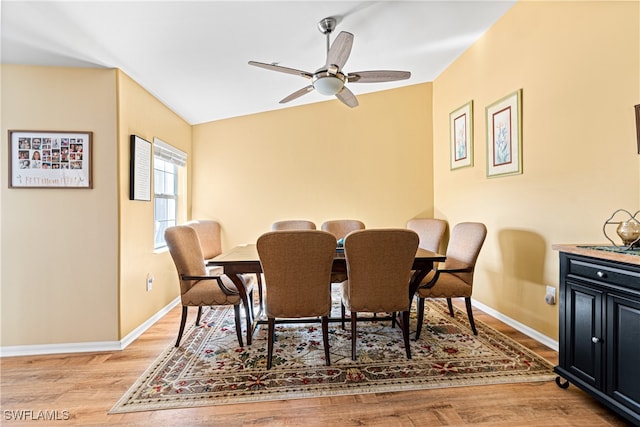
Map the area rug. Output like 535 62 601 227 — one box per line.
110 298 555 413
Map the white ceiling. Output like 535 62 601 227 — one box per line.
1 1 516 124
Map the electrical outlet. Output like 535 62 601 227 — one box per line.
146 274 154 292
545 285 556 305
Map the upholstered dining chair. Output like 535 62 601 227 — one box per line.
321 219 366 283
321 219 366 240
271 220 316 231
187 219 261 313
165 225 254 348
406 218 447 253
340 229 419 360
257 230 336 369
414 222 487 339
185 219 224 273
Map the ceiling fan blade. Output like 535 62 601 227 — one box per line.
279 85 315 104
326 31 354 69
248 61 313 79
336 86 359 108
347 70 411 83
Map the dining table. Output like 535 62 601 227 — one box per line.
207 243 446 345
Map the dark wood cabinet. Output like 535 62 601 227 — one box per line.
555 251 640 426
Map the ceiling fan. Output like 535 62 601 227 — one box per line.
248 17 411 108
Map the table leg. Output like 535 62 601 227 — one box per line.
227 273 254 346
408 263 433 336
409 263 432 301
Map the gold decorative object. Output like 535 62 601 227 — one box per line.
603 209 640 249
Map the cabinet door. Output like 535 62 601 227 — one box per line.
607 293 640 414
565 280 604 388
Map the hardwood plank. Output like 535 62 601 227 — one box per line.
0 302 634 426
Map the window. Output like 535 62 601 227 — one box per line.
153 138 186 249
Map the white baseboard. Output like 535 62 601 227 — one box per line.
471 299 559 351
0 297 180 358
119 297 180 349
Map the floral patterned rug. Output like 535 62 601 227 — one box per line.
110 298 555 413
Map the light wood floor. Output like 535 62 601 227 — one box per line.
1 302 633 427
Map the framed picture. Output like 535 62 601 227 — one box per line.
129 135 152 201
486 89 522 178
8 130 92 188
450 101 473 169
635 104 640 154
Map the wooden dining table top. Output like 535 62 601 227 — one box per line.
207 243 445 274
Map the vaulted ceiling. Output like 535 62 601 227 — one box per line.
1 1 515 124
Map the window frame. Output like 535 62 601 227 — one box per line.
152 138 186 250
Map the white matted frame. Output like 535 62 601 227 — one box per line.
450 101 473 169
8 130 92 188
486 89 522 178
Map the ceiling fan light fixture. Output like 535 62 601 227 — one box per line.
313 75 344 96
249 18 409 108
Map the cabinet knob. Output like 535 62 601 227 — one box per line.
592 337 601 343
596 271 606 278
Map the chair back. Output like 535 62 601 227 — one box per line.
165 225 207 296
257 230 336 318
444 222 487 284
344 229 419 313
406 218 447 253
271 220 316 231
321 219 365 240
186 220 222 259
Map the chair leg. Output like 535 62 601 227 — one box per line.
175 306 188 347
242 294 253 346
446 298 455 317
341 303 346 330
415 298 425 341
465 297 478 335
233 304 244 347
267 318 275 369
391 312 397 328
351 312 357 361
195 306 203 326
256 273 264 311
248 289 255 321
402 310 412 359
322 316 331 366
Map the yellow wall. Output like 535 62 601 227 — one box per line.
432 0 640 339
0 66 192 347
1 65 119 345
191 84 435 248
116 71 192 338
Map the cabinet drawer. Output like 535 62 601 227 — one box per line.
567 257 640 291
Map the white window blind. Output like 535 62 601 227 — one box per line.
153 138 186 167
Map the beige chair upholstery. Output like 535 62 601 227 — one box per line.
340 229 419 360
406 218 447 253
271 220 316 231
187 219 261 313
321 219 365 240
257 230 336 369
415 222 487 338
321 219 365 282
165 225 254 347
186 220 222 259
185 219 224 276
